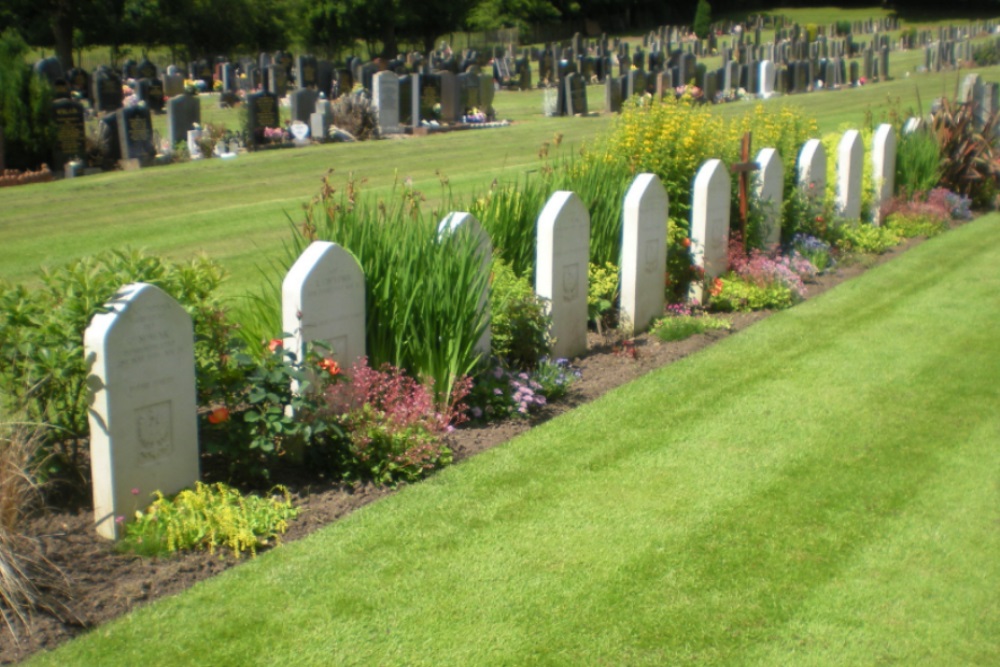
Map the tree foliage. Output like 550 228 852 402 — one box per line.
692 0 711 40
0 28 54 170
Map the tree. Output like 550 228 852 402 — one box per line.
0 28 55 170
692 0 711 40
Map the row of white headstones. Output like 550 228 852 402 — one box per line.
84 123 897 539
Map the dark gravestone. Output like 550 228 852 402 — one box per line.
68 68 90 99
267 66 288 96
605 75 622 113
122 59 137 79
360 63 378 92
34 57 65 87
135 78 165 113
317 60 334 97
220 63 236 92
457 72 480 115
420 73 441 120
516 58 531 90
399 75 413 126
166 93 201 149
565 73 587 115
116 106 156 165
93 67 123 114
289 88 319 124
247 91 280 147
296 55 318 89
195 60 213 90
52 98 86 167
439 71 460 122
97 114 119 169
850 61 859 86
479 74 494 116
136 58 157 80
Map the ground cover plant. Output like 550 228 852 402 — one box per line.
24 213 1000 666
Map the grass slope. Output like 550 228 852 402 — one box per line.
29 216 1000 666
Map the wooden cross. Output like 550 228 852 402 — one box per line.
730 132 759 250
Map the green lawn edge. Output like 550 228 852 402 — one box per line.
28 214 1000 666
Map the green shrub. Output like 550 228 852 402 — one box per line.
895 126 942 199
833 222 901 254
835 20 852 37
121 482 298 558
0 29 55 170
693 0 712 40
708 275 794 312
0 249 234 482
588 262 620 332
885 212 948 238
489 259 551 369
972 40 1000 67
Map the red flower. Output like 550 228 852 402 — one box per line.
318 358 342 377
682 237 691 248
267 338 283 353
207 406 230 424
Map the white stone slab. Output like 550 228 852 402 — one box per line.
759 60 776 97
797 138 826 199
690 159 731 303
621 173 668 335
282 241 366 382
836 129 864 220
755 148 784 248
438 212 492 358
84 283 199 540
871 123 896 225
372 70 400 134
536 191 590 359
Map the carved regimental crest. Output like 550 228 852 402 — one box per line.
644 241 659 274
562 263 579 302
135 401 173 465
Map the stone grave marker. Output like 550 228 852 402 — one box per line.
117 106 156 165
690 159 731 301
247 91 280 147
166 93 201 150
565 72 587 115
163 73 185 97
289 87 319 124
798 138 826 199
93 66 123 114
479 73 495 115
754 148 784 248
605 75 623 112
398 75 413 127
282 242 366 379
439 71 460 122
871 123 896 225
456 72 480 114
420 73 441 120
759 60 775 97
84 283 199 540
52 98 86 169
68 68 90 99
836 129 863 220
136 78 165 113
536 191 590 359
372 71 400 133
96 114 120 168
438 213 492 357
317 60 334 97
136 58 157 80
296 55 318 89
621 173 668 335
267 66 288 96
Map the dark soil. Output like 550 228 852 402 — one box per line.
0 237 927 664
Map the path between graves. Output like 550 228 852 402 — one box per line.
0 232 931 665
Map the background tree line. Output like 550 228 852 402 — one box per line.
2 0 997 71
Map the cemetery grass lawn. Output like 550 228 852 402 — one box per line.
27 215 1000 666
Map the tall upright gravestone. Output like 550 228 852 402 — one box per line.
836 129 863 220
117 106 156 165
537 192 590 359
247 91 280 147
282 242 366 380
621 174 668 335
52 98 86 169
372 71 400 134
797 139 826 199
755 148 784 248
690 159 731 302
166 93 201 150
438 213 492 357
871 124 896 225
85 283 199 539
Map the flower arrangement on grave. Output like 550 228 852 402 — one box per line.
463 107 486 123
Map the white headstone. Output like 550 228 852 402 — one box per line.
690 159 731 303
836 129 864 220
797 138 826 199
438 212 492 357
902 116 922 134
372 70 400 134
187 129 202 159
536 191 590 359
755 148 784 248
959 73 983 104
282 241 366 379
758 60 776 97
84 283 199 540
871 123 897 225
621 173 668 335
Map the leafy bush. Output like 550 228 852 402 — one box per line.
791 234 836 274
588 262 620 332
0 249 233 482
833 222 901 254
469 178 547 281
489 260 551 370
322 361 468 484
708 239 817 312
709 276 794 312
200 339 344 482
530 358 580 402
466 365 547 421
930 96 1000 208
895 126 942 199
121 482 298 558
835 20 852 37
972 40 1000 67
885 212 947 238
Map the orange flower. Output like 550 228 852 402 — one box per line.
207 406 230 424
682 237 691 248
318 358 341 377
267 338 283 353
